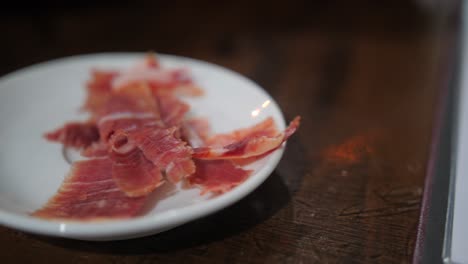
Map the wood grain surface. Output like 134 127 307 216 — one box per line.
0 1 459 263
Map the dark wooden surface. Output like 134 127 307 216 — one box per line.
0 1 460 263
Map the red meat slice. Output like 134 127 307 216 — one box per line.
181 118 212 147
188 160 252 194
83 70 118 112
82 54 159 112
96 83 159 118
45 121 99 149
97 111 163 142
36 54 302 221
130 127 195 183
32 158 146 220
82 54 201 113
94 84 163 141
193 116 300 159
81 142 108 158
206 117 279 146
109 132 164 197
156 95 190 127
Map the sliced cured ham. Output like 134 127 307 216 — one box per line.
83 54 200 113
83 70 118 112
156 95 190 127
181 118 212 147
109 132 164 197
37 54 301 221
193 116 300 160
83 54 157 112
103 126 194 195
94 84 163 141
130 127 195 183
188 160 252 194
33 158 146 220
45 122 99 149
97 111 162 142
112 56 203 96
131 53 160 70
206 117 279 146
113 68 193 93
81 141 108 158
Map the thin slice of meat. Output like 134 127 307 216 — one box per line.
188 159 252 194
32 158 146 220
109 131 164 197
131 53 160 70
96 83 160 118
112 60 203 96
165 156 196 183
97 111 163 142
130 127 195 183
182 118 274 166
112 68 178 90
83 70 118 112
171 84 204 97
81 141 108 158
156 94 190 127
193 116 300 160
181 118 212 147
229 149 277 167
45 121 99 149
83 55 158 112
153 69 204 96
82 54 201 113
206 117 279 146
94 84 164 141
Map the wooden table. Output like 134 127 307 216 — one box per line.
0 1 460 263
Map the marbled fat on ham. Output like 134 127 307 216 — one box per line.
97 111 162 142
33 158 146 220
94 84 162 141
81 141 108 158
109 131 164 197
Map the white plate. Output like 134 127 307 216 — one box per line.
0 53 286 241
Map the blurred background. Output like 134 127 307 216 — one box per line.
0 0 459 75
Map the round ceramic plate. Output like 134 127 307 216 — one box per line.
0 53 286 241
